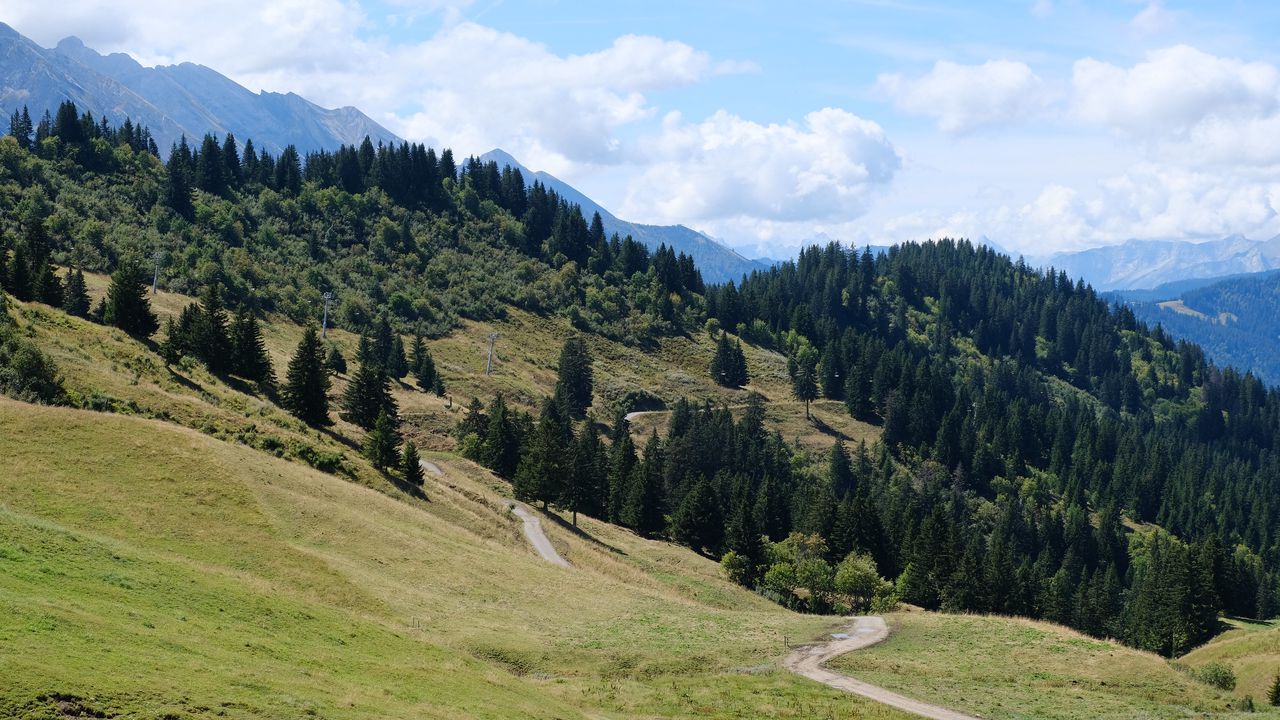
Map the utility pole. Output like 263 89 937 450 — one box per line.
151 250 163 295
321 291 334 338
485 332 499 375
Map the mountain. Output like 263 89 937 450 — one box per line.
1032 234 1280 291
1117 269 1280 384
0 23 398 154
479 148 767 284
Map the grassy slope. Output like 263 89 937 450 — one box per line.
828 611 1262 720
1181 618 1280 703
0 400 915 720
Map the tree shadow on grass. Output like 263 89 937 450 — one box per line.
542 510 628 556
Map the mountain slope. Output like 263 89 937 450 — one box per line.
0 23 398 154
1033 235 1280 291
1120 270 1280 384
480 148 767 284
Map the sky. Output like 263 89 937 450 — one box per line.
5 0 1280 259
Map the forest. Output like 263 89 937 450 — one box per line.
5 103 1280 658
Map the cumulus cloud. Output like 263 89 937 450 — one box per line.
621 109 900 226
876 59 1049 133
1071 46 1280 139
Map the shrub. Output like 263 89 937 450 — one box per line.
1193 662 1237 690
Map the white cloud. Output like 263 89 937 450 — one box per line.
1030 0 1053 19
1130 1 1181 36
876 59 1049 133
622 108 900 226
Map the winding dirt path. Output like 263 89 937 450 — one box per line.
509 503 571 567
783 617 979 720
420 459 569 567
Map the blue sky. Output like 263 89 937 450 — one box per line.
7 0 1280 258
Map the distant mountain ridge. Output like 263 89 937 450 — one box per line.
1030 234 1280 291
0 23 399 155
479 149 767 284
1116 269 1280 385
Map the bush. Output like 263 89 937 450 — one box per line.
1193 662 1237 690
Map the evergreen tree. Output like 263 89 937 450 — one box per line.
671 475 722 554
325 344 347 374
61 268 90 317
402 441 424 487
342 355 397 431
195 285 231 373
829 440 855 498
622 431 665 535
790 346 819 419
7 242 31 300
388 335 409 380
364 409 402 470
710 333 737 387
104 261 159 337
1268 673 1280 706
230 308 274 389
412 333 436 391
282 326 332 426
514 399 566 508
554 335 593 418
32 255 62 306
481 393 521 478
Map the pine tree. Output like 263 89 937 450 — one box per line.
32 255 62 306
7 242 31 301
402 441 424 487
364 409 402 470
104 261 159 337
554 335 593 418
230 308 274 389
195 285 231 373
412 333 436 391
62 268 90 317
514 399 566 508
342 355 397 431
671 475 722 554
325 344 347 374
791 346 819 419
282 326 332 426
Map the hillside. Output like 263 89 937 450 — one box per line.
1118 270 1280 385
2 399 918 720
0 23 398 154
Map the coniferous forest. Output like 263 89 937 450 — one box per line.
6 103 1280 659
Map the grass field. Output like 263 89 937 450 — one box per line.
828 611 1264 719
0 400 915 719
1181 618 1280 704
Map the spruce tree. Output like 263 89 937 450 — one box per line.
731 339 749 387
711 332 734 386
412 333 436 391
32 255 62 307
671 475 722 554
282 326 332 426
829 440 854 498
554 335 593 418
195 285 231 372
481 393 520 477
791 346 819 419
325 344 347 374
230 308 274 390
388 335 408 380
7 242 31 300
364 409 402 470
1268 673 1280 706
104 261 159 337
62 268 90 317
402 441 424 486
342 355 397 431
513 399 566 508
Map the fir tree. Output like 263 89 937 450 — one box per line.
671 475 723 554
230 308 274 389
514 399 566 508
325 344 347 374
104 261 159 337
61 268 90 317
282 326 332 426
412 333 436 391
402 441 424 487
1268 673 1280 706
481 393 521 478
790 346 819 419
364 409 402 470
195 285 231 373
554 335 593 418
7 242 31 301
32 255 62 307
342 355 397 431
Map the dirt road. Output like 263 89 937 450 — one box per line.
419 459 569 568
509 503 571 567
783 617 979 720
